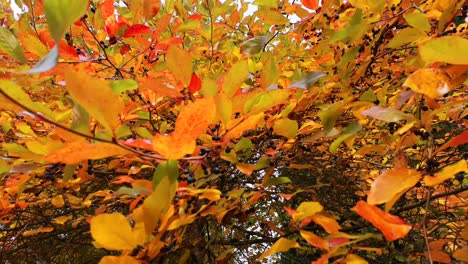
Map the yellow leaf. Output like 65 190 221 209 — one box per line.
246 89 292 115
418 36 468 65
99 256 141 264
142 176 176 235
367 168 421 205
345 253 369 264
292 201 323 222
236 163 255 176
273 118 298 138
223 59 249 97
45 142 131 164
187 188 222 201
403 68 453 99
65 66 125 131
166 45 193 86
424 160 467 186
44 0 88 42
90 213 138 250
23 227 54 237
404 11 431 32
215 93 233 124
153 134 195 160
387 28 427 49
311 213 341 234
51 195 65 208
300 230 329 250
258 238 300 260
167 215 196 230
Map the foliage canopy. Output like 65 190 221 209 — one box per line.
0 0 467 263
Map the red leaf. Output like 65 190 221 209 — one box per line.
123 24 152 38
105 16 128 37
120 45 131 55
100 0 115 20
188 73 202 93
188 13 202 20
301 0 319 10
178 181 188 188
435 130 468 153
353 201 412 241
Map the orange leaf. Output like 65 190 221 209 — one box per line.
100 0 115 20
353 201 411 241
23 227 54 237
153 97 215 159
224 113 265 139
45 142 132 164
99 256 141 264
424 160 467 186
300 230 329 250
143 0 161 18
367 168 421 205
311 213 341 234
51 195 65 208
301 0 319 10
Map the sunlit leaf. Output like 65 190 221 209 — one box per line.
224 113 264 139
404 11 431 32
403 68 453 99
292 201 323 222
0 27 26 62
258 238 300 260
300 230 329 250
90 213 138 250
51 215 73 225
344 254 369 264
110 79 138 94
387 28 427 49
424 160 467 186
65 66 125 131
142 176 176 235
353 201 411 241
44 0 88 42
301 0 318 10
330 122 361 154
45 142 131 164
311 213 341 234
99 256 141 264
223 60 249 97
123 24 152 38
319 102 344 134
435 130 468 153
265 177 292 187
368 168 421 205
361 106 411 122
288 71 326 89
418 36 468 65
166 45 193 86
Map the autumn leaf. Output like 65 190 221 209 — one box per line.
44 0 88 42
90 213 139 250
301 0 319 10
424 160 467 186
65 66 125 131
258 238 300 260
153 97 216 159
99 256 140 264
0 27 27 62
435 130 468 153
23 227 54 237
300 230 329 250
403 68 453 99
292 201 324 223
45 142 132 164
166 45 193 86
361 106 411 123
353 201 412 241
418 36 468 65
367 168 421 205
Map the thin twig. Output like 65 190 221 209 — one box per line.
422 188 433 264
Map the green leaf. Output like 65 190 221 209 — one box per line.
240 35 269 55
404 11 431 32
223 59 249 97
152 160 179 188
28 45 59 74
260 56 278 89
418 36 468 65
0 27 26 62
235 137 253 151
329 122 362 154
265 177 292 187
359 89 377 102
44 0 88 42
273 118 298 138
318 102 345 134
143 175 176 235
200 78 218 96
387 28 426 49
110 80 138 94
